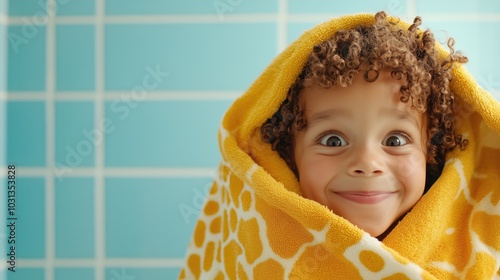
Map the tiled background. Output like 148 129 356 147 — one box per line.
2 0 500 280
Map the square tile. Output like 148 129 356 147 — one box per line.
56 0 95 16
288 0 406 16
105 23 277 91
55 101 95 168
13 177 45 258
55 177 95 258
8 25 46 91
287 22 323 45
105 268 180 280
56 25 95 91
7 268 44 280
8 0 44 16
0 24 7 90
423 21 500 94
105 177 212 258
0 2 6 14
416 0 500 13
105 0 277 15
104 100 230 167
55 268 94 280
0 100 5 166
7 101 46 166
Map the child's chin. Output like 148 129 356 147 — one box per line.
363 227 388 238
355 221 392 238
357 218 401 240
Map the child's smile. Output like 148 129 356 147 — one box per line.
293 70 427 238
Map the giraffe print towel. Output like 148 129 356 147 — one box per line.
179 13 500 279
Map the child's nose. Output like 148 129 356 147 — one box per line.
348 147 385 176
351 168 383 175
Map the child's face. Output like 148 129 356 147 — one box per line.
294 70 427 238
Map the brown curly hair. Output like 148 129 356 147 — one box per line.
260 11 468 191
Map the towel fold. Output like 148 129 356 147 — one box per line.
179 13 500 279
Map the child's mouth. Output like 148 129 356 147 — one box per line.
333 191 397 204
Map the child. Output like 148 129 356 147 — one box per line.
180 11 500 279
260 11 468 239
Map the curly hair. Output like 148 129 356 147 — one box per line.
260 11 468 191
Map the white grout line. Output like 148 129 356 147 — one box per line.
49 16 96 25
17 167 50 177
0 258 186 271
422 13 500 22
12 258 185 267
408 0 417 18
3 167 217 178
102 91 242 100
7 14 278 25
53 92 97 100
104 168 216 177
287 13 343 23
45 0 56 279
4 166 217 177
277 0 288 53
105 14 277 24
6 91 242 101
6 92 47 100
95 1 105 279
6 13 500 26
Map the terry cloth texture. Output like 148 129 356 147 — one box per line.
179 13 500 279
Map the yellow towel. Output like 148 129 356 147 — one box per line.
179 13 500 279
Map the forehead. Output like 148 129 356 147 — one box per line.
299 71 424 125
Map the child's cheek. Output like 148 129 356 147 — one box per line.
395 153 427 186
299 157 335 199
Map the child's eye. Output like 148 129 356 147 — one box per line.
319 133 348 147
382 133 409 146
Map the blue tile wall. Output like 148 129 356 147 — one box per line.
55 177 95 258
3 2 500 279
105 23 277 91
55 101 95 167
1 8 6 280
0 23 6 90
0 30 5 279
0 22 6 167
7 101 46 166
105 100 231 167
0 98 5 166
0 2 6 15
288 22 322 44
422 20 500 93
105 267 180 280
416 0 500 13
55 268 94 280
105 177 211 258
288 0 408 16
7 25 46 91
8 0 43 16
56 0 96 16
56 25 95 91
15 177 46 258
105 0 278 15
1 186 6 280
7 268 45 280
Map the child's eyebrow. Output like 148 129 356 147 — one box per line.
308 109 351 127
379 107 420 127
307 107 420 128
